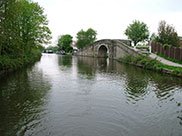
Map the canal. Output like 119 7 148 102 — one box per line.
0 54 182 136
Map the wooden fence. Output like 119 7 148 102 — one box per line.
151 42 182 61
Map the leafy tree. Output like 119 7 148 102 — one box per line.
150 33 157 41
0 0 17 56
125 20 149 46
0 0 51 57
76 28 97 49
57 34 73 53
155 20 180 47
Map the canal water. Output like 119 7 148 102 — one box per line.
0 54 182 136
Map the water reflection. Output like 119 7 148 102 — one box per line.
58 55 72 67
177 110 182 125
1 55 182 136
125 77 148 102
77 57 97 79
76 56 182 102
74 56 182 132
0 65 51 136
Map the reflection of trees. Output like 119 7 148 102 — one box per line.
121 64 149 102
149 74 182 100
77 57 97 79
58 55 72 67
125 77 148 97
0 67 51 136
76 56 182 102
107 60 182 102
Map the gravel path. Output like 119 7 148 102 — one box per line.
149 53 182 68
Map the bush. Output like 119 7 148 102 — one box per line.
0 49 41 71
120 55 165 72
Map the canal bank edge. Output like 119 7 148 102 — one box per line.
118 54 182 78
0 51 42 78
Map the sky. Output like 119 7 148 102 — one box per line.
33 0 182 46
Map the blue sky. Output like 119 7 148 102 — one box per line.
33 0 182 46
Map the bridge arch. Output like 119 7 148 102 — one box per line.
76 39 137 59
97 44 109 58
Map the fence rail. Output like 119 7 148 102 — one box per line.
151 42 182 60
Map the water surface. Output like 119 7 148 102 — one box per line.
0 54 182 136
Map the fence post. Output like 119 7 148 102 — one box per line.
175 47 180 60
168 46 171 58
170 47 174 59
160 44 162 55
157 43 160 54
180 48 182 60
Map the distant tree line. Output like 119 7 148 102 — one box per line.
56 19 180 54
56 28 97 53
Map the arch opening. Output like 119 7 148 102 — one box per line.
98 45 108 58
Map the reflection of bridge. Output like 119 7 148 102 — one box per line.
76 39 140 59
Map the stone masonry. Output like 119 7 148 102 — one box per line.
76 39 140 60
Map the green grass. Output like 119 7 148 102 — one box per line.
120 55 182 76
136 46 149 50
157 53 182 64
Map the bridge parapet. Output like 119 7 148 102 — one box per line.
76 39 140 59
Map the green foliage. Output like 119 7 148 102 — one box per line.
57 34 73 53
150 33 157 41
136 44 149 50
155 20 180 47
46 46 59 53
76 28 97 49
125 20 149 46
0 0 51 71
121 55 157 70
163 44 171 48
121 55 162 71
120 55 182 76
0 49 41 71
0 0 51 56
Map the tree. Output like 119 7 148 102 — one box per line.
125 20 149 46
57 34 73 53
0 0 51 57
0 0 17 56
76 28 97 49
155 20 180 47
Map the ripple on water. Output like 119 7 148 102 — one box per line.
1 55 182 136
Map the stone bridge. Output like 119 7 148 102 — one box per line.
76 39 141 59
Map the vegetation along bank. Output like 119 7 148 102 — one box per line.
0 0 51 76
120 20 182 77
119 54 182 77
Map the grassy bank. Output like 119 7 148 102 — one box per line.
0 49 41 75
119 55 182 77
